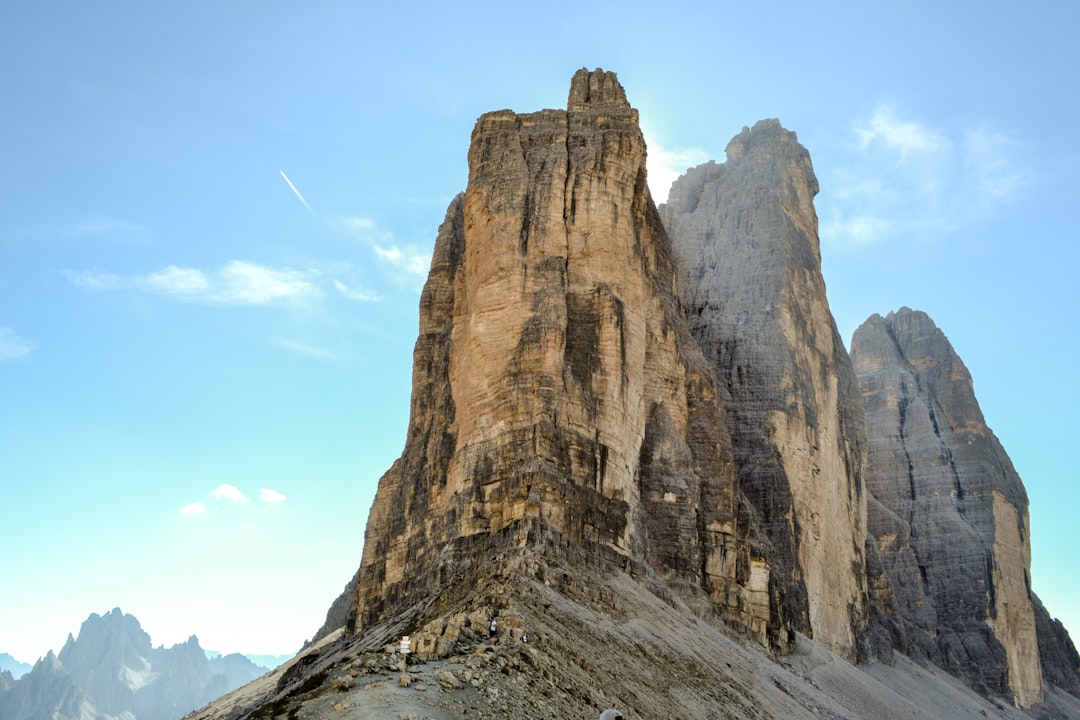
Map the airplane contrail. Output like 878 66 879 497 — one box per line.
279 170 313 215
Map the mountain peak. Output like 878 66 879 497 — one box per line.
346 64 778 655
567 67 630 111
189 69 1078 719
0 610 265 720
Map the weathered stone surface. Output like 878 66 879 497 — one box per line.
351 69 776 649
1032 593 1080 697
659 121 870 662
850 308 1043 707
184 70 1080 720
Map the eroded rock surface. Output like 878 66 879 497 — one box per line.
851 308 1044 707
659 121 871 661
351 68 777 649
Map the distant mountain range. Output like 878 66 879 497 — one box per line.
207 651 294 671
0 608 269 720
0 653 31 679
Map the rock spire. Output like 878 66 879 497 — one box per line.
851 308 1044 707
350 69 777 647
660 120 871 661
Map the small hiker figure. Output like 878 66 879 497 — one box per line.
488 617 497 638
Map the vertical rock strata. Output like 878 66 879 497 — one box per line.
850 308 1043 707
352 70 776 647
659 122 870 661
338 71 1077 711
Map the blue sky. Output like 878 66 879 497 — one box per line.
2 1 1077 662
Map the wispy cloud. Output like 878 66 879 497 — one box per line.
820 104 1031 249
0 327 34 360
65 217 149 242
642 127 711 204
855 105 947 161
259 488 287 504
333 278 380 302
342 216 431 285
371 244 431 276
65 261 319 306
214 261 317 304
180 501 207 515
141 266 210 296
273 338 339 360
212 483 250 503
279 170 314 216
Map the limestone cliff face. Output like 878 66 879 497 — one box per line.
352 69 777 648
659 121 870 662
1032 594 1080 697
850 308 1043 707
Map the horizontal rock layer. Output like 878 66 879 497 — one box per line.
351 69 779 648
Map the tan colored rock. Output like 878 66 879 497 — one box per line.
351 69 776 648
988 492 1041 708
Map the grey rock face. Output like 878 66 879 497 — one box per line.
0 609 265 720
850 308 1043 707
660 120 870 661
1032 593 1080 697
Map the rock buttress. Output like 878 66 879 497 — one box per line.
352 69 777 648
850 308 1043 707
660 120 871 661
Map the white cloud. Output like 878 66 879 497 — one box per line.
342 217 376 233
212 484 250 503
140 266 210 296
64 270 124 291
333 279 380 302
180 501 207 515
642 127 710 204
0 327 34 360
214 261 316 304
820 104 1029 249
66 261 319 306
371 244 431 277
342 216 431 283
855 105 947 161
259 488 287 503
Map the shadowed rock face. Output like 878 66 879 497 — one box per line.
851 308 1043 707
1032 594 1080 697
659 121 871 662
351 69 780 648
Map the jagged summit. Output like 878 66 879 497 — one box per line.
852 307 1047 706
661 118 869 662
0 609 265 720
567 67 631 111
349 61 775 651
